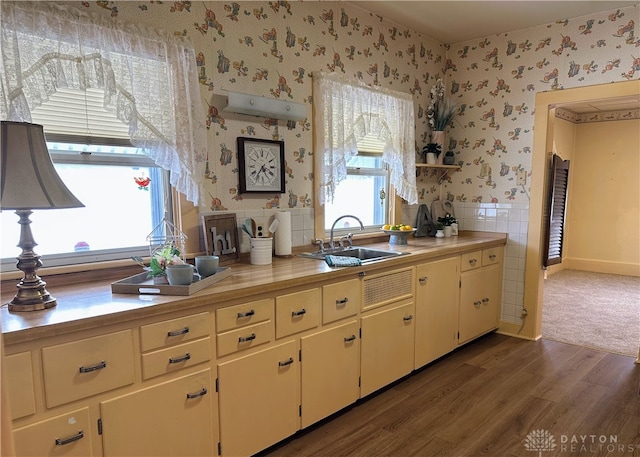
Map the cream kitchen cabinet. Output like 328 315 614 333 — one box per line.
100 369 215 457
217 340 299 457
13 407 94 457
414 256 460 368
459 247 503 344
360 300 415 397
300 319 360 428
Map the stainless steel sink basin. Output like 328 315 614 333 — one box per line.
299 246 406 263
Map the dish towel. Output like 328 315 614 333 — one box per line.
325 255 362 267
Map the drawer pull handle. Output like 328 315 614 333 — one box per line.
336 297 349 305
403 315 413 322
291 308 306 317
489 254 496 260
167 327 190 337
278 357 294 367
55 430 84 446
419 276 428 284
186 387 208 399
482 297 490 303
474 301 482 307
344 335 357 343
237 309 255 318
468 259 477 265
238 333 256 343
169 353 191 364
79 361 106 373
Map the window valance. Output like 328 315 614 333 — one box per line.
312 71 417 205
0 1 206 205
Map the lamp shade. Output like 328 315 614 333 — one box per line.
1 121 84 210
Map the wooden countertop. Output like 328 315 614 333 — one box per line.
1 231 506 345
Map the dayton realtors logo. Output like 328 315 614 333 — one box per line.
524 429 638 455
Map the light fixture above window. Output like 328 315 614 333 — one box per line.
223 91 307 121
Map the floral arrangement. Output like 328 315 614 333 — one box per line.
437 213 458 226
147 244 184 278
427 79 458 131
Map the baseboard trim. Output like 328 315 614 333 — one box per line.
566 258 640 277
497 321 540 341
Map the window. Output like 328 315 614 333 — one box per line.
0 89 171 270
323 141 390 233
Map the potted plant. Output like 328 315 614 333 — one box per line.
422 143 441 164
437 213 457 237
434 222 445 238
427 79 459 164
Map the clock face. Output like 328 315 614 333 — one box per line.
237 138 285 193
246 146 279 188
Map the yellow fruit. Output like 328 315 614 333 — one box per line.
401 225 412 231
382 224 391 230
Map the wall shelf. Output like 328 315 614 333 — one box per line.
416 164 461 183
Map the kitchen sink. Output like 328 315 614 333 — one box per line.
299 246 407 263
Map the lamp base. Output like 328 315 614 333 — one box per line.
8 279 57 312
7 210 58 312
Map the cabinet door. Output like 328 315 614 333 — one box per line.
13 407 94 457
100 369 215 457
218 340 299 457
459 264 501 344
360 301 414 397
300 320 359 428
415 257 459 368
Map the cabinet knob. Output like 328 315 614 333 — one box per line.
55 430 84 446
278 357 294 367
419 276 428 284
167 326 189 337
474 301 482 307
169 353 191 364
238 333 256 343
186 387 208 399
489 254 496 260
403 315 413 322
469 259 477 266
482 297 490 303
79 360 106 373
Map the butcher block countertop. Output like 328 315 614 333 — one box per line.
1 231 506 345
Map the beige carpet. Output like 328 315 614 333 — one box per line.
542 269 640 357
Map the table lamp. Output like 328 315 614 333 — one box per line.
1 121 84 311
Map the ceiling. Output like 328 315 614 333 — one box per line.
348 1 640 112
348 1 639 45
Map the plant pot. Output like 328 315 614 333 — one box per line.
425 152 437 164
443 153 455 165
443 225 452 237
435 229 444 238
432 131 445 164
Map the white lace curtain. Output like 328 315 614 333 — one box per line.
312 71 417 205
0 1 206 205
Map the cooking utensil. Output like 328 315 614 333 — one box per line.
243 218 254 237
241 224 253 237
251 218 257 238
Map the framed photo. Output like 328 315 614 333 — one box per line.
237 137 285 193
201 213 240 265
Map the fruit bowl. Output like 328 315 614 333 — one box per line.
382 228 417 245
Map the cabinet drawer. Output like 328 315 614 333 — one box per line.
141 337 212 380
5 351 36 419
482 246 503 266
140 312 210 352
216 298 274 333
275 288 321 338
460 250 482 272
217 320 272 357
42 330 135 408
13 407 93 457
322 279 361 324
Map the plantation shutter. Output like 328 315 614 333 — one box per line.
542 154 570 267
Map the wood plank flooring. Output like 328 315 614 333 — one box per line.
260 334 640 457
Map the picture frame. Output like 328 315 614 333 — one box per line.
237 137 285 193
201 213 240 265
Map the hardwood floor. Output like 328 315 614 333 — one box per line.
260 334 640 457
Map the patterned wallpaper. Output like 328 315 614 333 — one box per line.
66 1 638 211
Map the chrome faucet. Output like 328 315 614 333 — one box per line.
329 215 364 249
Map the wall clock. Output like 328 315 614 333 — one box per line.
237 137 285 193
